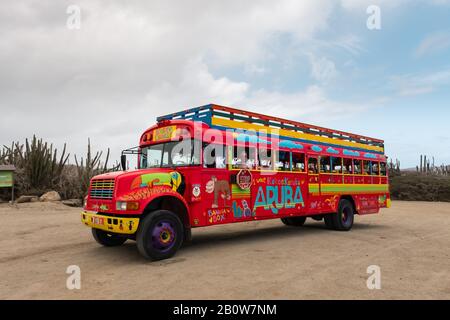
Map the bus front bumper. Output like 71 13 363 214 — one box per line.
81 212 140 235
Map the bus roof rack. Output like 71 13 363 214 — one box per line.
157 104 384 148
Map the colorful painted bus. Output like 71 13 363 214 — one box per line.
82 104 390 260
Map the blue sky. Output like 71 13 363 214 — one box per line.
208 2 450 168
1 1 449 168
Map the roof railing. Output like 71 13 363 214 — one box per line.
156 104 384 148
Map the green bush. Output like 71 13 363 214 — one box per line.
390 174 450 202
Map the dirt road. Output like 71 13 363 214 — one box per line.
0 201 449 299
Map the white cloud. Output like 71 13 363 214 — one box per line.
415 32 450 57
0 0 391 163
391 68 450 96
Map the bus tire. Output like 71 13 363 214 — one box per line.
136 210 184 260
331 199 354 231
92 228 127 247
281 216 306 226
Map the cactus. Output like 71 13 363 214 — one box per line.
1 136 69 194
74 139 112 200
417 155 449 176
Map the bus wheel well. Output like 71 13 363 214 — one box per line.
340 195 358 214
143 196 190 228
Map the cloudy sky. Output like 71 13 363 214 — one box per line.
1 0 450 168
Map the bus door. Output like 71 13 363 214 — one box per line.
306 156 321 212
202 144 232 225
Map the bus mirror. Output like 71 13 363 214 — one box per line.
120 155 127 171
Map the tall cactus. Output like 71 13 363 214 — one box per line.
74 139 111 200
1 136 69 193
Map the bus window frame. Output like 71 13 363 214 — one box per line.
292 152 306 173
331 157 343 174
371 161 380 176
275 149 292 172
380 161 387 176
353 159 362 175
203 142 227 169
343 158 353 175
231 144 258 170
308 156 319 175
319 156 331 174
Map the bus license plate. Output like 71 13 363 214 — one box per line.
92 216 104 226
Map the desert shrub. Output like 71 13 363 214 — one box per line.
0 136 69 195
1 137 118 201
390 174 450 202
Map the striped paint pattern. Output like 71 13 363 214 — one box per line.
232 184 250 198
309 183 389 195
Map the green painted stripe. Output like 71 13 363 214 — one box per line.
308 184 388 193
232 184 250 195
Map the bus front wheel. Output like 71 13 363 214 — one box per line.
281 216 306 226
136 209 184 260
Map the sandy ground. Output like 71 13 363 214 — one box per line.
0 200 449 300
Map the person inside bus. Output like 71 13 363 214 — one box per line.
308 159 318 174
238 150 248 169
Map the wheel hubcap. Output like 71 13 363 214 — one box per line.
152 221 176 252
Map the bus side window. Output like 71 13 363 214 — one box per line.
258 147 272 170
380 162 387 176
343 158 353 174
292 153 305 172
276 151 291 171
320 156 331 173
331 157 342 174
232 146 257 170
308 157 318 174
203 143 226 169
371 161 379 175
353 159 362 174
363 161 370 175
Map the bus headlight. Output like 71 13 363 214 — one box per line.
116 201 139 211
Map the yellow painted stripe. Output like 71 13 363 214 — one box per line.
212 117 384 153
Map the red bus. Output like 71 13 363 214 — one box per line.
82 104 390 260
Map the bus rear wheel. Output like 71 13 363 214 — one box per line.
281 216 306 226
136 210 184 260
325 199 354 231
92 228 127 247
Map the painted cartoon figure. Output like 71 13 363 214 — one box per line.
242 200 252 217
130 171 181 191
206 176 231 208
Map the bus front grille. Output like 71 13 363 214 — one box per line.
89 179 115 199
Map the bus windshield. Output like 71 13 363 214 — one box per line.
140 139 201 169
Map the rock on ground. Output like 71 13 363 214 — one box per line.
39 191 61 202
62 199 82 207
16 195 39 203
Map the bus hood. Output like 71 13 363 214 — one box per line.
90 168 184 201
